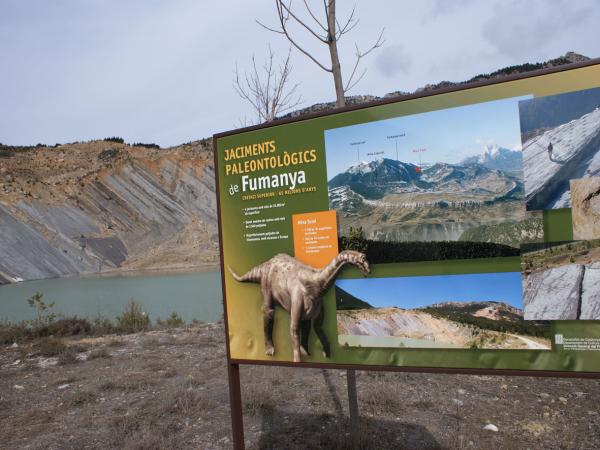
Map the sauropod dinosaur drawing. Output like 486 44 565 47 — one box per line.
228 250 370 362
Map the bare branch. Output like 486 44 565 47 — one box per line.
233 46 303 123
336 6 358 40
259 0 385 106
303 0 328 32
343 28 385 92
256 19 285 35
358 27 386 59
259 0 332 72
345 67 367 93
278 0 328 42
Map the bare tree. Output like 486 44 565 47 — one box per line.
258 0 384 108
234 46 302 123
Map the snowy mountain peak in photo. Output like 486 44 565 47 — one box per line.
461 146 522 174
328 156 521 201
332 158 420 184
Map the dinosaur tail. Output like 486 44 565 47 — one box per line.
227 264 262 283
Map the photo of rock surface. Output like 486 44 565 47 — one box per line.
335 273 551 350
522 240 600 320
324 96 543 263
571 177 600 240
520 87 600 211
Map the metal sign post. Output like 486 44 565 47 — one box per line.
346 369 360 445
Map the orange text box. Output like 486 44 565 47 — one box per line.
292 210 338 268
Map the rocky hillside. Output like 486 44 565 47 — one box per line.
337 304 550 350
461 145 523 175
0 140 218 283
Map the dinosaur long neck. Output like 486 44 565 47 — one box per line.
320 252 352 291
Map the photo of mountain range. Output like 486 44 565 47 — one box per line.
324 96 543 262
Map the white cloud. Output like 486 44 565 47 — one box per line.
481 0 596 60
376 44 412 78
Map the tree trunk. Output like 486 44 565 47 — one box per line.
326 1 345 108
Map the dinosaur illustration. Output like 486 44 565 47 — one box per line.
228 250 370 362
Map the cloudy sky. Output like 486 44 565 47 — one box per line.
1 0 599 147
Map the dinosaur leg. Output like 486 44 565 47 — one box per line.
290 298 303 363
261 285 275 357
313 305 330 358
300 320 311 356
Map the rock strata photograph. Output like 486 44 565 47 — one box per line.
522 240 600 320
520 87 600 211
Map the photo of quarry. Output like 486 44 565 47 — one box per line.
325 96 544 263
335 273 551 350
520 87 600 211
522 240 600 320
571 177 600 240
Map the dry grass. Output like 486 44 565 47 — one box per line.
3 323 600 449
58 349 79 365
64 390 98 408
88 348 111 360
107 338 125 347
34 337 68 356
107 380 217 449
99 372 160 393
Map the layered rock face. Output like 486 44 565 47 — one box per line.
523 107 600 210
0 141 218 283
523 263 600 320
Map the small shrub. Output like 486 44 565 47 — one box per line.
27 292 56 329
35 337 68 357
116 299 151 333
166 312 185 327
344 226 369 254
92 315 116 335
103 137 124 144
132 142 160 149
0 321 26 344
44 317 91 337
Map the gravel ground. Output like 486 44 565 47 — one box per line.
1 322 599 449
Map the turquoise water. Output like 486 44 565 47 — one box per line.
338 334 462 349
0 271 222 323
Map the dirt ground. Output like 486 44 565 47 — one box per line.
1 322 600 450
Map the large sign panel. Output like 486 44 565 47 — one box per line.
215 61 600 373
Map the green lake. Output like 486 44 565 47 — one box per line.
0 271 222 323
